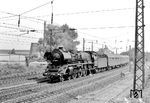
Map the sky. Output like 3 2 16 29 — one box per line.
0 0 150 53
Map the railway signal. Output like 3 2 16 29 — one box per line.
130 0 145 98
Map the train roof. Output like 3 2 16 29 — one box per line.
77 51 128 58
104 53 129 58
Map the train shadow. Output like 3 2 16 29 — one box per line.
27 77 59 84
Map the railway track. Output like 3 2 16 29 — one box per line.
0 71 43 88
0 65 129 103
42 68 129 103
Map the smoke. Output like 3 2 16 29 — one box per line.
45 24 80 52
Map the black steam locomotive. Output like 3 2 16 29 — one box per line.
43 47 129 81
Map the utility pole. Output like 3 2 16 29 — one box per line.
115 39 117 54
115 40 123 54
102 42 106 49
115 45 118 54
51 0 54 24
88 41 93 51
126 39 129 52
18 15 20 27
88 40 97 51
91 41 93 51
44 21 47 49
83 38 85 51
50 0 54 51
130 0 145 98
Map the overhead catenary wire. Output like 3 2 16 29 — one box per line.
0 25 19 30
0 37 35 46
0 38 32 44
21 16 46 22
0 11 19 22
0 11 45 21
20 1 51 15
0 24 43 33
1 22 44 31
0 11 49 25
77 32 133 50
55 8 134 16
0 18 19 21
0 7 134 21
77 26 134 30
0 11 18 16
0 40 31 45
0 7 134 32
0 1 52 17
0 35 39 43
1 22 37 30
21 17 45 24
0 32 40 39
0 15 17 20
23 7 134 18
0 24 133 40
77 28 133 40
0 5 135 47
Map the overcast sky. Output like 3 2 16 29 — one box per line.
0 0 150 53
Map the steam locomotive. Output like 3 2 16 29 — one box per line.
43 47 129 81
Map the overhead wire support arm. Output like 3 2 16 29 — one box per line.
0 1 51 26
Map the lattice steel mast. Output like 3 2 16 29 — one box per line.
132 0 145 97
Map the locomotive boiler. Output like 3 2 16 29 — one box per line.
43 47 95 81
